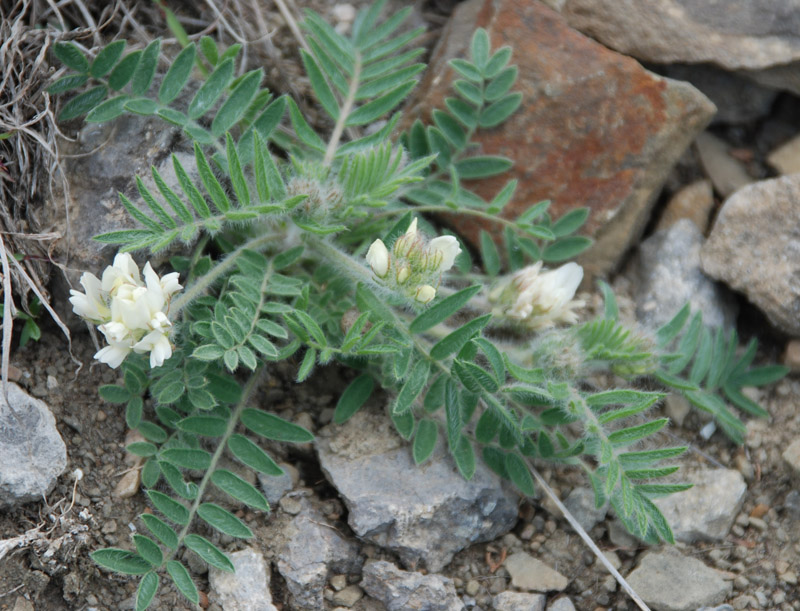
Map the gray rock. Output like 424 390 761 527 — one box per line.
563 487 607 532
316 410 518 572
209 548 277 611
697 606 734 611
767 132 800 175
654 468 746 542
0 383 67 507
781 438 800 474
276 502 361 610
607 519 639 549
626 549 732 611
635 219 736 330
492 591 546 611
360 560 464 611
547 597 577 611
701 174 800 335
504 552 568 593
785 490 800 519
695 132 753 199
558 0 800 71
258 462 296 505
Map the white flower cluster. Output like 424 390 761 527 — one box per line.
366 218 461 303
489 261 585 329
70 253 182 368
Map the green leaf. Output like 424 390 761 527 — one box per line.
479 92 522 128
141 459 161 488
608 419 669 447
504 452 535 496
542 236 593 262
618 446 686 468
195 142 231 212
224 133 250 208
108 50 142 90
433 109 466 148
158 461 198 500
241 408 314 443
59 86 108 121
334 374 374 424
552 207 589 237
485 47 512 78
184 534 235 573
131 39 161 96
159 43 196 104
410 285 482 333
211 469 269 511
166 561 198 605
479 231 501 276
485 66 518 101
212 69 263 136
723 384 769 418
53 42 89 72
430 314 492 360
133 534 163 567
413 419 438 464
346 81 416 126
449 58 482 83
300 49 339 120
656 303 690 347
455 156 512 179
188 58 234 119
470 28 490 68
451 435 476 480
287 97 326 152
394 360 430 414
127 442 157 457
160 448 212 470
228 434 284 476
475 409 501 444
297 347 316 381
733 365 789 387
135 572 158 611
147 490 189 525
91 549 151 575
90 40 127 78
47 73 89 95
199 36 218 65
192 344 225 361
126 397 143 428
197 503 253 538
391 408 415 440
248 335 279 359
99 384 131 404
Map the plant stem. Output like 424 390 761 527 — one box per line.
324 52 362 166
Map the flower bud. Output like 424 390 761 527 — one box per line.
415 284 436 303
396 264 411 284
428 235 460 273
366 239 390 277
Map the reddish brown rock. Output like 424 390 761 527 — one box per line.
404 0 715 277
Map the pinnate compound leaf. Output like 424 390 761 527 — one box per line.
91 549 151 575
241 408 314 443
166 561 198 605
197 503 253 538
147 490 189 525
136 572 158 611
413 419 438 464
346 81 416 126
227 434 284 476
184 534 235 573
211 469 269 511
334 374 374 424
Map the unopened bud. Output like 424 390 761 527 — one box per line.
366 239 390 277
415 284 436 304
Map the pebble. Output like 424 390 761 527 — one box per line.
504 552 568 592
781 438 800 475
279 496 303 515
546 597 577 611
330 574 347 591
656 179 715 233
492 591 546 611
360 561 463 611
465 579 480 596
783 339 800 372
113 469 140 498
331 585 363 607
563 487 607 532
768 133 800 175
208 548 277 611
696 132 753 198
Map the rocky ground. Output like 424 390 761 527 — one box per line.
4 1 800 610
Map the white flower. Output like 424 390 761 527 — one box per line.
71 253 182 369
490 262 585 329
366 239 390 277
428 235 461 273
415 284 437 303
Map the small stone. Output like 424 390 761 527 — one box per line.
46 375 58 390
101 520 117 534
360 561 463 611
209 548 277 611
113 469 140 499
656 179 715 233
654 468 746 542
547 597 577 611
330 574 347 591
663 393 692 428
492 591 547 611
785 490 800 518
279 496 303 515
768 133 800 175
748 517 768 532
465 579 480 596
626 549 732 611
696 132 753 198
607 519 639 549
258 466 295 505
504 552 568 592
12 598 34 611
331 585 363 607
95 410 107 422
779 570 798 585
563 487 607 532
782 439 800 475
783 340 800 372
733 576 749 590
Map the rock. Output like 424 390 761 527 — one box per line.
655 179 715 233
276 502 362 610
663 393 692 428
782 438 800 475
258 463 297 505
654 468 746 542
608 518 639 549
547 597 577 611
785 490 800 519
492 591 547 611
360 560 464 611
783 340 800 372
557 0 800 71
695 132 753 198
209 548 277 611
331 584 364 607
504 552 568 593
627 549 732 611
656 64 778 126
0 383 67 508
402 0 714 278
634 219 736 330
316 410 517 572
701 174 800 335
767 132 800 175
563 487 607 532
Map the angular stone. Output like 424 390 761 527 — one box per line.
547 597 577 611
767 132 800 175
504 552 568 592
209 548 277 611
655 179 715 233
695 132 753 199
493 591 546 611
316 410 517 572
626 549 732 611
782 438 800 475
558 0 800 72
0 383 67 508
563 487 607 532
701 174 800 335
276 502 362 610
360 561 464 611
634 219 736 330
654 468 746 542
403 0 714 278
